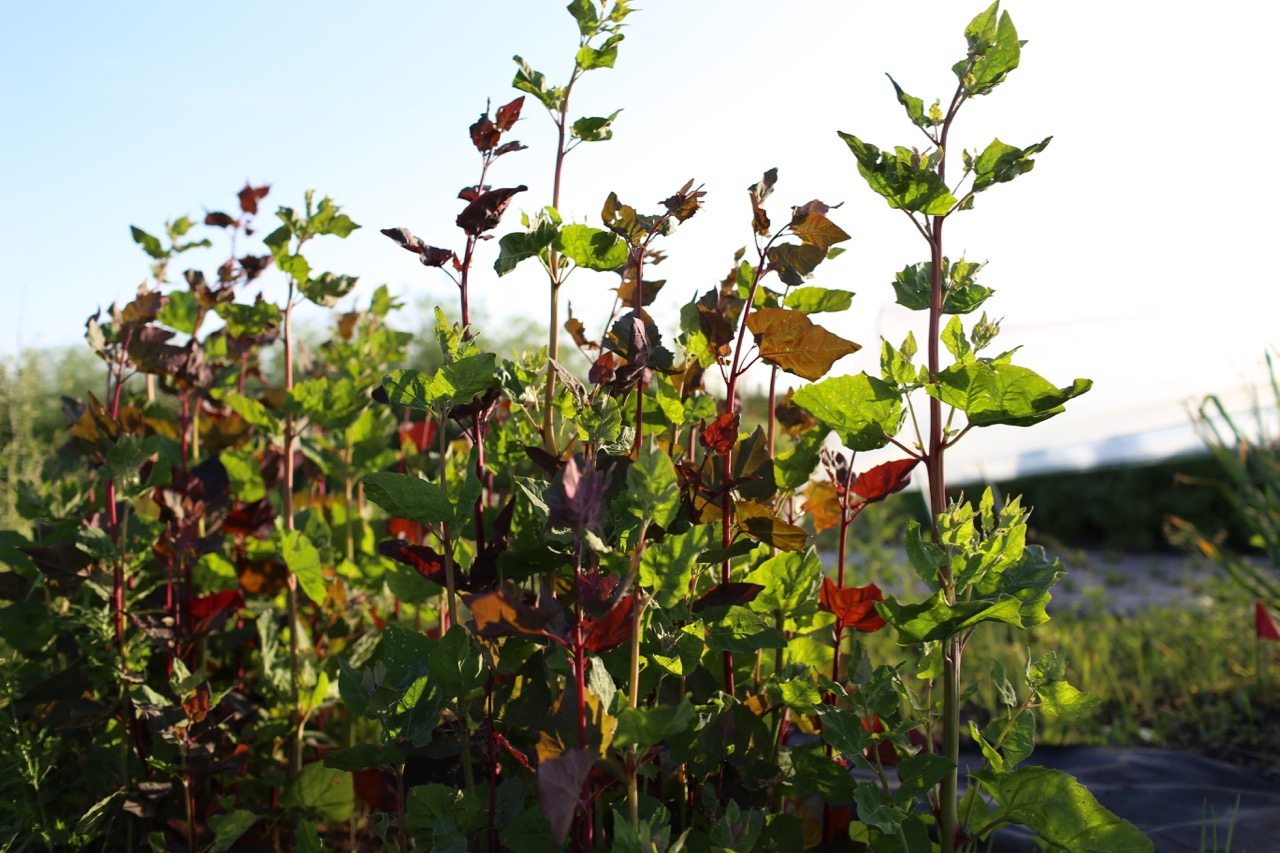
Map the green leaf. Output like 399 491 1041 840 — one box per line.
495 213 558 276
887 74 927 129
929 361 1092 427
208 810 258 852
942 315 972 363
224 391 275 431
323 742 405 772
837 133 957 215
814 705 871 759
215 300 280 337
956 7 1023 97
576 33 622 70
706 606 785 654
640 525 710 609
881 333 920 389
789 749 856 805
773 429 822 490
764 673 822 713
300 272 359 307
130 226 166 259
566 0 597 36
222 448 266 502
363 472 452 524
381 354 498 410
854 783 907 834
746 549 821 618
627 444 680 528
277 253 311 284
878 591 1024 644
893 258 993 314
429 625 486 701
512 56 562 111
896 752 954 799
614 700 695 749
1038 680 1101 721
555 224 628 271
976 766 1153 851
157 291 200 334
289 377 364 429
783 286 854 314
280 530 327 604
792 373 904 451
571 110 622 142
284 763 354 823
973 137 1052 193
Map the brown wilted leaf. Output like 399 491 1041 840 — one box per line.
745 307 860 381
790 200 850 252
748 168 778 237
661 179 704 223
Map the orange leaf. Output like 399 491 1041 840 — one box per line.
818 577 886 632
745 308 859 381
700 412 739 455
802 481 843 533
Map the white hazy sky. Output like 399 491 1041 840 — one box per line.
3 1 1277 479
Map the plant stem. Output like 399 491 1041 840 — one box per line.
283 279 303 778
572 541 593 852
396 762 409 853
541 71 579 453
438 407 460 630
929 83 966 853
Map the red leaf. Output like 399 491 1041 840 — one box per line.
582 593 636 654
386 517 426 542
378 540 446 584
456 185 527 237
237 183 270 215
353 768 397 812
700 412 739 455
1257 600 1280 641
495 96 525 131
188 589 244 621
398 419 438 453
818 578 886 632
851 458 919 504
692 582 765 614
470 114 500 152
204 211 237 229
187 589 245 637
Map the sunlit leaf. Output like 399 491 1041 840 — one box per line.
745 308 859 381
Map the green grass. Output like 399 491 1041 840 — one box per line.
892 580 1280 777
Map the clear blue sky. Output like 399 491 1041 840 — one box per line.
4 1 1277 478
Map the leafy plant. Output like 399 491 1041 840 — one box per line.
0 3 1158 851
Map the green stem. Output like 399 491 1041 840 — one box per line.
283 279 303 778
